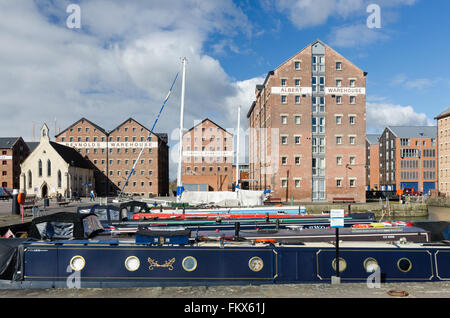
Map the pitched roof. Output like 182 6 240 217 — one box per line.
55 117 107 138
435 107 450 120
110 117 167 144
0 137 20 149
386 126 437 138
366 134 380 145
26 142 39 152
49 142 93 169
183 118 233 136
246 39 367 118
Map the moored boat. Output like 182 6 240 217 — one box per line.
1 212 448 289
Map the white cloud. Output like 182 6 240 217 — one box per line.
269 0 418 48
366 102 434 133
389 74 434 90
328 24 389 48
271 0 417 29
273 0 364 29
0 1 259 180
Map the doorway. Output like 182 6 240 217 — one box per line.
41 183 48 198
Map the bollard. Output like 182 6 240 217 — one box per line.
11 189 19 215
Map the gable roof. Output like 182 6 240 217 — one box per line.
386 126 437 139
183 118 233 136
26 142 39 152
0 137 20 149
49 142 93 169
110 117 167 143
435 107 450 120
55 117 107 138
366 134 380 145
246 39 367 118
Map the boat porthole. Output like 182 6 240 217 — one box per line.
331 257 347 273
248 257 264 272
182 256 198 272
69 255 86 271
364 258 379 273
125 256 140 272
397 258 412 273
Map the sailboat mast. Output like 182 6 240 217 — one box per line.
176 57 187 202
235 105 241 190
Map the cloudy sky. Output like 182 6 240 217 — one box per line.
1 0 449 179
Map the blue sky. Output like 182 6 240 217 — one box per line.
0 0 448 178
206 0 450 132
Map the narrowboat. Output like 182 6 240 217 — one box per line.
77 201 378 231
0 212 449 289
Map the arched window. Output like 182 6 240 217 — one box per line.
47 160 51 177
57 170 62 188
38 160 42 177
28 170 32 189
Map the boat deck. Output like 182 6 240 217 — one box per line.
22 236 450 250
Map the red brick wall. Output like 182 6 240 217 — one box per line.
182 119 234 191
55 118 169 197
248 40 366 202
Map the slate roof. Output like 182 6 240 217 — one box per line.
183 118 233 136
0 137 20 149
49 141 93 169
55 117 107 138
435 107 450 120
366 134 380 145
386 126 437 138
26 142 39 152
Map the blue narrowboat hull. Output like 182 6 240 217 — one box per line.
9 240 449 288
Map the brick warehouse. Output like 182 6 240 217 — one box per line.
181 118 235 191
247 39 367 202
0 137 30 190
55 117 169 197
435 107 450 196
378 126 437 194
366 134 380 191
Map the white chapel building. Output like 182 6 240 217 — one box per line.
20 124 95 198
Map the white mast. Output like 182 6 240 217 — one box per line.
235 105 241 190
176 57 187 202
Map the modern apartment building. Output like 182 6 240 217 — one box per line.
55 117 169 197
378 126 437 194
181 118 234 191
366 134 380 191
247 39 367 202
0 137 30 189
435 108 450 196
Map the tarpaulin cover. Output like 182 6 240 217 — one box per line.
180 190 265 207
0 238 26 281
29 212 103 240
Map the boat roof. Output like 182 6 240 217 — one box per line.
21 238 450 249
